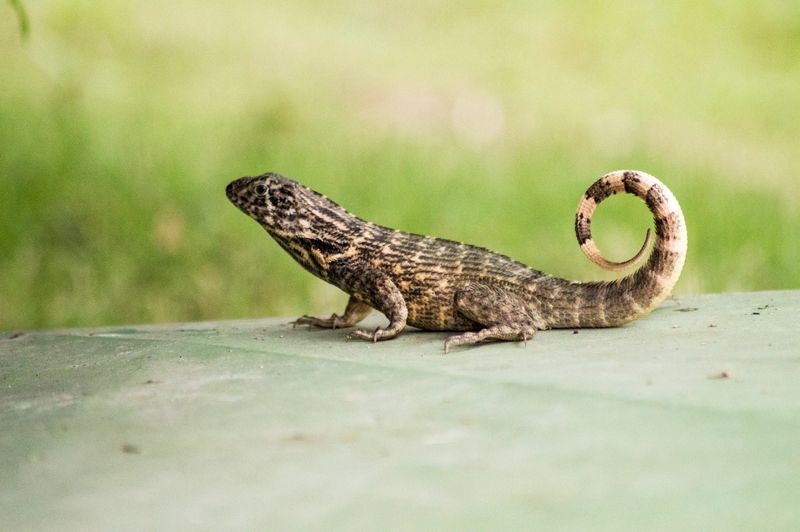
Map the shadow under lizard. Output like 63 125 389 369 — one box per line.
226 170 687 353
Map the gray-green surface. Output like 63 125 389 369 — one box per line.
1 291 798 531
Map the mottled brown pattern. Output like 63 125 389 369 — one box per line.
226 169 687 352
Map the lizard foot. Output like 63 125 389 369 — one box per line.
292 314 346 329
444 326 535 354
347 326 401 343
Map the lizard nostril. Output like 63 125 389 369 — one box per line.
226 183 238 200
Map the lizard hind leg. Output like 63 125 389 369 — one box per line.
445 283 540 354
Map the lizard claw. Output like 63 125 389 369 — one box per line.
291 315 317 328
518 331 529 347
346 328 370 341
347 326 396 343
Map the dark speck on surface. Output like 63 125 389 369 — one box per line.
709 371 732 380
122 443 141 454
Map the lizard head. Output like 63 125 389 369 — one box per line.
226 172 355 240
225 172 307 234
226 172 357 278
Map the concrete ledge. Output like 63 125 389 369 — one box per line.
1 291 799 530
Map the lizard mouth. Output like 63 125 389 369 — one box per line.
225 179 240 200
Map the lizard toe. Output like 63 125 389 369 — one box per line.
346 328 372 341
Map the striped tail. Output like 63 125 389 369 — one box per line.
570 170 687 326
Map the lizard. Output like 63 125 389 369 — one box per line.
226 170 687 352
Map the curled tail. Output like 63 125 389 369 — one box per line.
569 170 687 326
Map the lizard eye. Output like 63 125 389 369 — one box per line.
254 183 268 196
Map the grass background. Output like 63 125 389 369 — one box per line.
1 1 798 330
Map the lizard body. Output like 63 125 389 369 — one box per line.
226 170 687 352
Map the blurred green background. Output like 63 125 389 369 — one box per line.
1 1 798 330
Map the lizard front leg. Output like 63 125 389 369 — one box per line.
307 259 408 342
345 270 408 343
293 296 373 329
445 283 541 353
